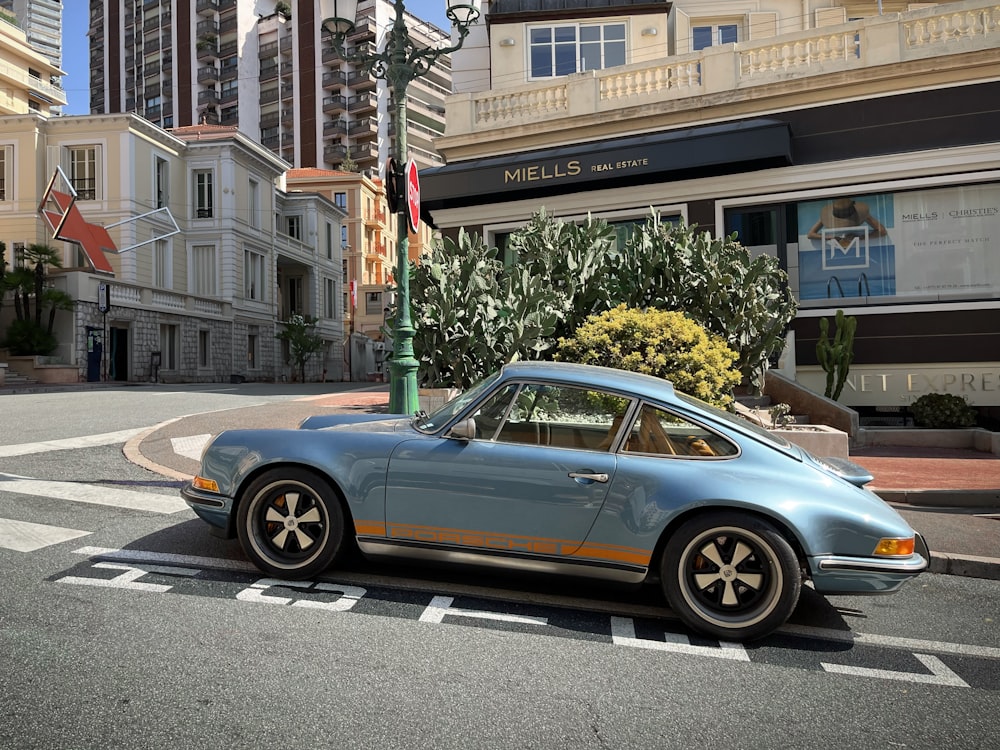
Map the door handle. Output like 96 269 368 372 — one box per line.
568 472 609 483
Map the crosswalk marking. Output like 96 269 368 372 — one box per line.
0 518 91 552
0 473 187 514
0 428 146 458
170 434 211 461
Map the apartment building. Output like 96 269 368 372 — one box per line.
426 0 1000 419
87 0 451 173
0 113 345 383
0 5 64 116
0 0 61 72
286 167 434 341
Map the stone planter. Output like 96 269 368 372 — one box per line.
418 387 460 414
771 424 850 459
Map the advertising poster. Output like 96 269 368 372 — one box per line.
797 184 1000 301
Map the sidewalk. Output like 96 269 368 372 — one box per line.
124 387 1000 581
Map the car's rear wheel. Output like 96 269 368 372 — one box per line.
661 512 801 641
237 468 344 579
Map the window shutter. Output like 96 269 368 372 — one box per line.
748 12 779 40
815 8 847 27
674 8 691 55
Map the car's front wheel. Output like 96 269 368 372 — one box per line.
237 468 345 579
661 512 801 641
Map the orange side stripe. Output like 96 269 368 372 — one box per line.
353 520 651 566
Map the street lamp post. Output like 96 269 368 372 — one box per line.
321 0 481 415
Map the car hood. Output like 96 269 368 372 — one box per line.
299 413 410 431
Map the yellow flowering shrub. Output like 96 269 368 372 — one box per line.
554 305 741 408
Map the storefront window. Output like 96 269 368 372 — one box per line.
795 183 999 304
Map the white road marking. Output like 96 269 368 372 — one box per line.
0 518 91 552
0 428 146 457
170 434 211 461
68 547 1000 664
236 579 367 611
419 594 549 625
0 474 186 514
822 653 970 688
57 562 200 592
611 616 750 661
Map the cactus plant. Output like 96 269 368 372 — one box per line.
815 309 857 400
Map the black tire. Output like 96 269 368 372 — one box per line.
237 468 345 580
661 512 801 641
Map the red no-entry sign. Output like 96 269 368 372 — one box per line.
405 159 419 234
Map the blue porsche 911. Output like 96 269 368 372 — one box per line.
182 361 928 640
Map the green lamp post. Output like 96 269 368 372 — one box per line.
320 0 481 414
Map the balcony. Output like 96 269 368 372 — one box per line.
198 89 220 106
259 41 278 58
281 107 295 124
260 87 279 104
347 70 375 90
197 66 219 84
260 63 279 81
196 41 219 61
348 91 378 115
348 17 376 41
260 112 280 129
443 0 1000 148
324 145 347 163
364 206 387 228
322 46 343 63
322 70 347 89
196 20 219 36
352 116 379 140
196 0 219 16
323 95 347 114
324 118 348 137
280 84 294 100
280 36 293 54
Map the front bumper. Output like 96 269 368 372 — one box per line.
809 533 929 594
181 483 235 537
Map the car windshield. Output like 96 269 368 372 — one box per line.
413 371 503 433
675 393 793 450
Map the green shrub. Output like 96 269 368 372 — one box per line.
554 305 741 408
908 393 977 429
2 319 57 356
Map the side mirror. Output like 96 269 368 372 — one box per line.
447 418 476 441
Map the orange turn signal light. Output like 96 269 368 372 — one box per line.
873 537 915 557
192 475 220 493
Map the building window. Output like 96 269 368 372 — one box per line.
191 244 217 296
68 146 98 200
365 291 382 316
153 239 172 288
0 146 7 201
326 222 333 259
194 169 214 218
198 329 211 368
159 324 178 370
245 248 266 300
287 215 302 240
248 178 260 229
324 277 336 319
334 192 347 209
529 23 625 79
154 156 169 209
692 24 739 51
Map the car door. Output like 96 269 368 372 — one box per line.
384 382 632 558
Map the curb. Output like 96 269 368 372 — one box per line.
928 552 1000 580
874 488 1000 508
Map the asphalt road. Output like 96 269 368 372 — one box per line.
1 384 999 749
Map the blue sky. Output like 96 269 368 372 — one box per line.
60 1 453 115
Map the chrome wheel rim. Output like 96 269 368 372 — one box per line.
246 480 329 569
676 526 782 630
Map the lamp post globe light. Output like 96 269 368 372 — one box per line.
320 0 481 415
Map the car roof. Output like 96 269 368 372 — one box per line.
499 361 676 402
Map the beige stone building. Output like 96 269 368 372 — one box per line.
426 0 1000 420
0 8 64 116
0 114 345 383
286 167 434 344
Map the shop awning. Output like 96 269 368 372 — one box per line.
421 118 792 220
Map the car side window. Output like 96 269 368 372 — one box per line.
488 383 632 451
623 404 737 458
